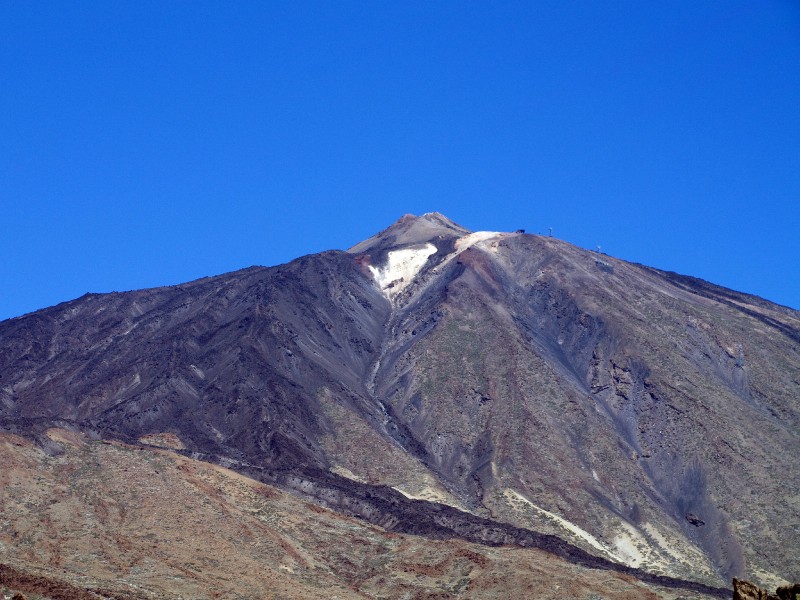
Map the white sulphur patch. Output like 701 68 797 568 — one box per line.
369 243 437 299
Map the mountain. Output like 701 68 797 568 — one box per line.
1 212 798 598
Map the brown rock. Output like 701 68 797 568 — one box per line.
732 577 800 600
776 583 800 600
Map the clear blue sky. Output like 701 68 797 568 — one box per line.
2 1 799 321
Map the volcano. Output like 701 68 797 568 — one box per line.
1 213 798 598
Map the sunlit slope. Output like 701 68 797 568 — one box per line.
0 430 717 600
366 228 799 587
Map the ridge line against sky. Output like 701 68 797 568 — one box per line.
2 1 799 320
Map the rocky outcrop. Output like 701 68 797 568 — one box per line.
733 578 800 600
779 584 800 600
734 578 778 600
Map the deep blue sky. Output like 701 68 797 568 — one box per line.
2 1 799 321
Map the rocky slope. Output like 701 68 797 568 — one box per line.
0 430 723 600
1 212 798 594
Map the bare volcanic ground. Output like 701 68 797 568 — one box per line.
0 430 723 600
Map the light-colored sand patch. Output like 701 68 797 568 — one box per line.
641 522 709 568
392 484 463 509
611 521 647 567
330 465 367 483
503 490 681 572
751 568 790 591
139 432 186 450
611 520 721 578
503 489 610 556
369 243 438 299
454 231 505 251
45 428 85 447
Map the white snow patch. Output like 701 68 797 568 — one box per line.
368 230 515 303
369 243 437 299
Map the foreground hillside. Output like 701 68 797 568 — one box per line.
0 430 720 600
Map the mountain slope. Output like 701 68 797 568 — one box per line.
1 213 798 592
1 429 725 600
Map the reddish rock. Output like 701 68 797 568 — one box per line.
733 578 800 600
